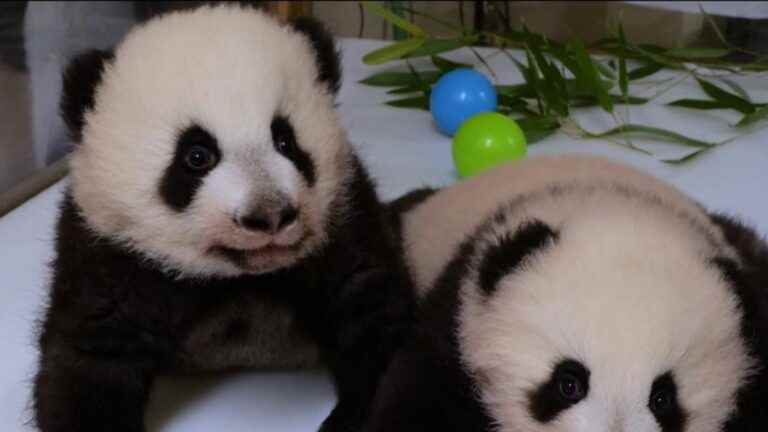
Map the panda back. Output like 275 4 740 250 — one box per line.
401 155 711 298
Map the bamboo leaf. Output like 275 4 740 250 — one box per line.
628 63 663 80
595 61 616 80
618 24 628 99
664 47 730 59
363 38 426 65
527 44 569 116
496 83 534 98
516 116 560 143
585 124 717 148
385 95 429 110
736 105 768 128
667 99 739 110
662 147 714 164
696 78 755 114
498 94 530 112
359 70 441 86
569 40 614 113
511 56 544 115
566 78 613 94
717 77 752 103
387 85 426 94
431 55 471 72
404 39 467 58
632 45 682 68
570 95 648 107
361 1 426 37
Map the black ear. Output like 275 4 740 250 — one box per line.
60 49 114 142
479 219 558 296
290 17 342 95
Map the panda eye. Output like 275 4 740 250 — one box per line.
184 145 217 171
650 389 673 414
557 372 586 402
647 372 687 430
275 137 293 154
271 116 298 157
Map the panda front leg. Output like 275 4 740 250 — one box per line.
33 345 154 432
316 267 414 432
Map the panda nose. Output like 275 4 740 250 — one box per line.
237 205 298 234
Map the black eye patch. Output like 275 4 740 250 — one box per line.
271 116 316 187
159 124 220 211
649 372 687 432
478 219 558 296
528 359 590 423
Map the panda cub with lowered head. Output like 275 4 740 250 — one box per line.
33 6 413 432
370 155 768 432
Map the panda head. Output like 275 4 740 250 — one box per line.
61 6 348 278
457 188 758 432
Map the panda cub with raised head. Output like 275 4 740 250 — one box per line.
34 6 413 432
370 155 768 432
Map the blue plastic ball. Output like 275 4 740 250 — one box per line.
430 68 497 136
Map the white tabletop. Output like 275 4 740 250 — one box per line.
1 38 767 432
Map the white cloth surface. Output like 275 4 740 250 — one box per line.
1 38 767 431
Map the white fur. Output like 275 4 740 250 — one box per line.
401 155 728 297
69 6 351 277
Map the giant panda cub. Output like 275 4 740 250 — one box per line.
369 155 768 432
33 6 414 432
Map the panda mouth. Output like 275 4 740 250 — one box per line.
210 238 306 269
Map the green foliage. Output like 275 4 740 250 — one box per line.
362 38 426 65
359 1 768 163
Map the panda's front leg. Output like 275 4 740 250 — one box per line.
33 342 155 432
315 266 415 432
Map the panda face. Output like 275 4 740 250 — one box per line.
67 7 349 277
458 194 755 432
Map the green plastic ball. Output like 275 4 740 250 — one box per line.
452 112 527 178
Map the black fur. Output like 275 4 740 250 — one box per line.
528 359 590 423
272 116 316 186
159 124 221 211
60 49 113 142
365 236 493 432
478 219 557 296
34 156 415 432
648 372 686 432
290 17 342 95
709 214 768 432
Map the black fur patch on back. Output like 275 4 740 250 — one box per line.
479 219 557 296
528 359 590 423
159 124 220 211
709 214 768 431
271 116 316 186
290 16 342 94
60 49 114 142
365 236 494 432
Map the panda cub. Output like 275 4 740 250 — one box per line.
33 6 413 432
369 155 768 432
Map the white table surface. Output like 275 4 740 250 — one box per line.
2 38 767 432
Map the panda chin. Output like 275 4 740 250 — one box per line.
210 237 308 275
